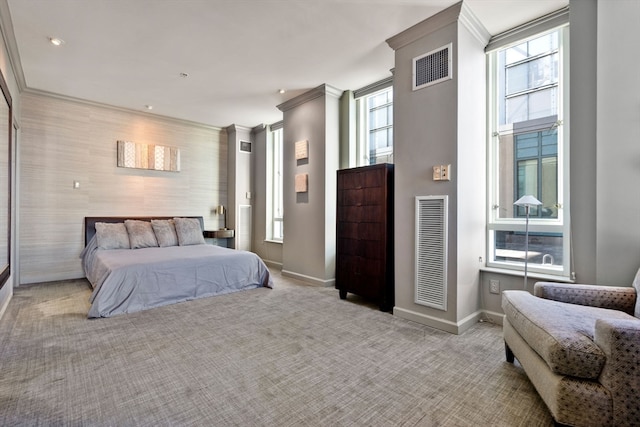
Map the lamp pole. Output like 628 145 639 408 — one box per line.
514 195 542 289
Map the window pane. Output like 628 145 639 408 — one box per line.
370 129 389 149
368 91 390 108
528 87 557 120
506 54 558 96
505 42 528 65
493 230 564 267
506 94 528 124
369 106 391 129
541 157 558 218
528 32 558 57
516 159 538 216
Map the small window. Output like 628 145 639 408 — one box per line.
355 86 393 166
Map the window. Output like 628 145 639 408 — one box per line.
366 88 393 164
487 26 570 277
354 81 393 166
266 124 283 242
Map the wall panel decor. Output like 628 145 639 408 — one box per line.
117 140 180 172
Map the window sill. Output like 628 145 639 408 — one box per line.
480 266 574 283
264 239 283 245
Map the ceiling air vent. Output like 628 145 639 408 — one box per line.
413 43 452 91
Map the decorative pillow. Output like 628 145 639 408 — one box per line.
632 267 640 318
173 217 205 246
151 219 179 247
95 222 130 250
124 219 158 249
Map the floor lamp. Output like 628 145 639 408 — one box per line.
513 195 542 289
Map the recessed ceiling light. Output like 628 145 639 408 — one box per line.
49 37 65 46
278 89 286 94
145 105 153 110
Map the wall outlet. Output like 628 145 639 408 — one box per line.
489 279 500 294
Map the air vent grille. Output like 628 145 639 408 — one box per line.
415 196 448 310
413 43 452 91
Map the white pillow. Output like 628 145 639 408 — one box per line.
173 217 205 246
95 222 130 250
151 219 179 247
124 220 158 249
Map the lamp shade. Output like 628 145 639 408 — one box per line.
217 205 225 215
513 195 542 207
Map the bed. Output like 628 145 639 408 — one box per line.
81 216 272 318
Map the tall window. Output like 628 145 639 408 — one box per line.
487 26 570 277
267 124 283 242
354 82 393 166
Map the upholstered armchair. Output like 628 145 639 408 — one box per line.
501 269 640 426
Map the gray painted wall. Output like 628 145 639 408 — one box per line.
595 0 640 285
279 85 341 285
251 124 283 267
388 2 488 333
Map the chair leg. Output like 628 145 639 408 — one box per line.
505 342 515 363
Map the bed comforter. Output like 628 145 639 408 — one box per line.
81 240 272 318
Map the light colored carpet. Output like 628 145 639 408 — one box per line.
0 272 553 426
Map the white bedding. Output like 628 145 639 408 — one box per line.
81 237 272 318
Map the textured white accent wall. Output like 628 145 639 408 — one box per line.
19 92 227 284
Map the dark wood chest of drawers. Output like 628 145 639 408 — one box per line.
335 164 394 311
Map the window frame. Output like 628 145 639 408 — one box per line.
266 124 283 243
353 78 393 167
486 25 570 279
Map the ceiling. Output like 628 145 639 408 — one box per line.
4 0 568 129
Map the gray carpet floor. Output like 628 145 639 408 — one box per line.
0 271 553 426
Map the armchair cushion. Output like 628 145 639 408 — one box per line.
502 290 636 379
633 268 640 318
534 282 637 315
594 318 640 425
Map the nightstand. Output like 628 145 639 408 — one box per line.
204 229 235 239
203 229 235 248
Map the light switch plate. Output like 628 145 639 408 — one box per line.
433 165 441 180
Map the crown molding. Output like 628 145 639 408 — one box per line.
0 0 26 92
459 1 490 47
386 1 462 51
225 123 253 134
23 88 224 132
277 84 343 112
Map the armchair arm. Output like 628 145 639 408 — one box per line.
534 282 637 315
595 318 640 426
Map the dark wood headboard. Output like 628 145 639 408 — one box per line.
84 216 205 247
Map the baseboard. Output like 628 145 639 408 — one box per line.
393 306 484 335
281 270 335 287
0 286 13 321
263 260 283 270
482 309 504 325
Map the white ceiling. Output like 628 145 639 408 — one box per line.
4 0 568 129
